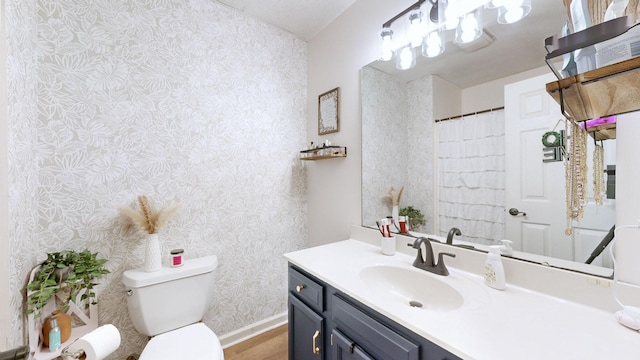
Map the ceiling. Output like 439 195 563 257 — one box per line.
215 0 358 41
216 0 569 88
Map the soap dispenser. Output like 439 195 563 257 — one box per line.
484 245 506 290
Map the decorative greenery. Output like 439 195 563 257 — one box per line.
541 131 561 147
26 250 110 318
399 206 425 229
119 195 179 235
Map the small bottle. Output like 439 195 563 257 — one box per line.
484 245 506 290
48 318 61 352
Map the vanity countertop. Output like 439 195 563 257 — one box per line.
284 238 640 360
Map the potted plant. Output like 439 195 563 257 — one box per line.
399 206 426 231
26 250 110 318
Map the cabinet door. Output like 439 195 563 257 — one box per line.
331 329 375 360
289 293 325 360
333 295 419 360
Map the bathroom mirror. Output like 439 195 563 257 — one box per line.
361 0 619 277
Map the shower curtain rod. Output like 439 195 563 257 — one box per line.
434 106 504 123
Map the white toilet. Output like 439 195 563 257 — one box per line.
122 255 224 360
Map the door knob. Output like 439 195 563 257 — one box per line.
508 208 526 216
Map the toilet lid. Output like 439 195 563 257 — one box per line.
140 323 223 360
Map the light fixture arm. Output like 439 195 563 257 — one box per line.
382 0 426 28
429 0 439 23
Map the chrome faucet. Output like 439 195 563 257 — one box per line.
446 227 462 245
407 237 456 276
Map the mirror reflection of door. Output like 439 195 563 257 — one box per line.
505 73 615 267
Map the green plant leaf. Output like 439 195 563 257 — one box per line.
25 249 109 317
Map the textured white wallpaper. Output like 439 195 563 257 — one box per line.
7 0 307 358
361 66 434 234
361 66 408 229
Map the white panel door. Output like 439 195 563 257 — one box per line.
505 73 567 259
505 73 615 265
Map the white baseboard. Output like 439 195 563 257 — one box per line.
218 312 288 349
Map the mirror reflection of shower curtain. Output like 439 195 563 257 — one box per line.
436 109 505 245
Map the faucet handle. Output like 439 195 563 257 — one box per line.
434 252 456 276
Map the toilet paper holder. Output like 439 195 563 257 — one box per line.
61 341 85 359
58 324 121 360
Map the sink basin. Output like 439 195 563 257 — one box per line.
359 265 464 311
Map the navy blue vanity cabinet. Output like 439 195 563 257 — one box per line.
289 266 327 360
288 264 462 360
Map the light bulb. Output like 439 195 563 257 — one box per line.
444 1 461 30
503 7 524 23
497 0 531 24
380 28 394 61
461 13 478 32
455 10 482 44
396 46 416 70
408 9 425 48
422 31 444 57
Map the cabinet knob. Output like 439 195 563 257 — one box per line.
312 330 320 355
296 285 305 292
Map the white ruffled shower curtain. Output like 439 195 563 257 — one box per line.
436 109 506 245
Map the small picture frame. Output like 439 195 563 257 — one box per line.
318 87 340 135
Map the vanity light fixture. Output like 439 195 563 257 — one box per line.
378 0 532 67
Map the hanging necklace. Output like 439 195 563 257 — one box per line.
593 142 604 205
565 119 587 235
564 117 572 235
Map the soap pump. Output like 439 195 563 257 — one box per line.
484 245 506 290
498 240 513 256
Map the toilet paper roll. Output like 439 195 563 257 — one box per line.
66 324 121 360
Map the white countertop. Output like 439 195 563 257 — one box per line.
284 238 640 360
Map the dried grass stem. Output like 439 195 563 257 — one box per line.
119 195 178 235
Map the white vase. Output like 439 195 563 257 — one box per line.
144 233 162 272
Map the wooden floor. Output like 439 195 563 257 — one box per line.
223 324 288 360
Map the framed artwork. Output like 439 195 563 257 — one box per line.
318 87 340 135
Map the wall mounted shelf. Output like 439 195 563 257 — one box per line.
300 145 347 161
585 122 617 141
546 56 640 125
544 17 640 140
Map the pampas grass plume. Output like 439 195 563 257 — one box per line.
119 195 179 235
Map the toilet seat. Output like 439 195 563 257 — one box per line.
139 323 223 360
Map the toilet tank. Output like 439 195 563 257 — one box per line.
122 255 218 336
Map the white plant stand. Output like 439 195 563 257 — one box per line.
26 266 98 360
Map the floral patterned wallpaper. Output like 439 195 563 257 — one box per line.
6 0 307 358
